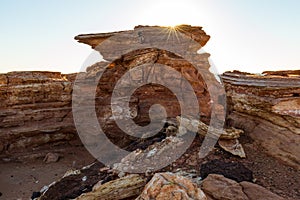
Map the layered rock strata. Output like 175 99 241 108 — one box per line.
1 25 223 158
222 70 300 169
0 71 76 156
72 24 225 154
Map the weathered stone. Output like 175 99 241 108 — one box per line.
113 136 189 173
136 172 207 200
38 162 118 200
0 71 76 157
177 116 244 139
201 174 248 200
239 181 284 200
76 174 147 200
218 139 246 158
201 174 285 200
222 70 300 169
75 25 210 52
43 152 60 163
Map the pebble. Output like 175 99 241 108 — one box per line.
43 153 60 163
82 176 87 182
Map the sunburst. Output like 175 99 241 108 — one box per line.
160 25 183 42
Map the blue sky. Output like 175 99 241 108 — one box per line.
0 0 299 73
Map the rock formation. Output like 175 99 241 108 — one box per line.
1 25 299 199
201 174 284 200
0 71 77 158
222 70 300 169
1 26 299 172
0 25 220 159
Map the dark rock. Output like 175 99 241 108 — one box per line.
200 159 253 182
39 162 119 200
31 191 41 199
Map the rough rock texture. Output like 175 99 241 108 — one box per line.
222 70 300 169
218 139 245 158
0 25 221 158
76 174 147 200
239 181 285 200
75 25 210 50
201 174 284 200
72 24 225 153
0 71 77 156
136 172 207 200
39 163 119 200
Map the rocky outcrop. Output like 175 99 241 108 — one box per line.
0 71 77 156
222 70 300 169
1 25 299 173
0 25 221 158
72 24 226 160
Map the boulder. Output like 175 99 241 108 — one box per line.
136 172 207 200
201 174 284 200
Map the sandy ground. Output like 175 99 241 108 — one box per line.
0 146 95 200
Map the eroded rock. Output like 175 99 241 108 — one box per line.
201 174 248 200
76 174 147 200
176 116 244 140
43 152 60 163
218 139 246 158
201 174 285 200
136 172 207 200
222 70 300 169
240 181 284 200
0 71 76 157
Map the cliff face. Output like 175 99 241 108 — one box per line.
0 72 76 155
222 70 300 169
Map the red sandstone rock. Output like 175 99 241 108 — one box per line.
0 71 76 156
221 71 300 169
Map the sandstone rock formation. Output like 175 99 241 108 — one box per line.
75 25 211 51
1 25 222 159
222 70 300 169
0 71 77 158
72 24 226 165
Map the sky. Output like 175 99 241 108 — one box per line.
0 0 299 74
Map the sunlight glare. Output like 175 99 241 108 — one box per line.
138 0 203 27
